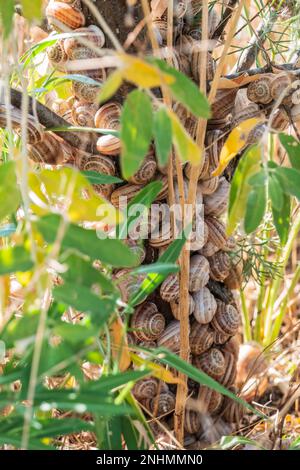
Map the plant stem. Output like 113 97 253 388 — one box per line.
240 288 252 342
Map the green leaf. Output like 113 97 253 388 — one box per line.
21 0 42 20
279 133 300 171
53 282 116 323
0 0 15 39
269 172 284 210
218 435 265 450
248 169 267 187
120 89 153 179
169 110 201 165
0 436 54 450
227 145 262 235
0 246 33 275
29 418 94 439
153 107 172 168
0 162 21 222
148 58 211 119
53 322 95 345
289 436 300 450
86 370 150 393
244 185 266 234
272 193 290 245
36 214 139 267
131 263 179 276
98 71 123 104
0 340 5 362
275 167 300 200
82 170 123 185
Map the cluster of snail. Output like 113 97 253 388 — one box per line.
15 0 291 448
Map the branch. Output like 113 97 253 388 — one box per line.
211 0 239 40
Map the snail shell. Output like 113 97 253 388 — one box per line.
198 240 219 258
208 251 231 282
111 183 142 208
221 387 244 423
154 175 169 201
204 177 230 216
170 294 195 320
47 40 68 70
160 274 180 302
128 152 157 185
270 107 289 131
224 261 243 290
72 80 102 103
211 89 238 121
191 46 216 83
193 347 225 380
28 133 67 164
192 287 217 324
205 216 228 250
71 101 98 127
96 134 121 156
198 176 219 195
132 377 158 400
174 0 188 18
94 102 121 130
211 300 240 336
188 0 202 16
75 154 116 198
131 302 165 342
64 25 105 59
189 254 210 292
220 351 237 387
198 386 223 415
113 269 145 303
213 331 231 345
223 335 240 360
52 97 74 122
233 89 262 126
184 408 202 434
153 19 168 45
247 75 273 104
143 391 176 416
157 320 181 353
189 321 214 355
174 103 198 139
270 72 293 104
190 218 208 252
46 1 85 30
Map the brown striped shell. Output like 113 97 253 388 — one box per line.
192 287 217 324
157 320 181 353
270 107 289 131
71 101 98 127
191 47 216 83
209 251 231 282
111 184 142 208
221 388 244 423
174 103 198 139
189 321 214 355
189 254 210 292
113 269 145 303
223 336 240 360
143 391 176 416
193 347 225 380
211 301 240 336
224 261 243 290
205 216 228 250
203 129 223 174
211 89 238 121
170 294 195 320
47 40 68 70
94 102 121 130
160 274 180 302
28 133 66 164
198 176 219 195
52 97 74 122
198 386 223 415
96 134 121 156
247 75 273 104
64 25 105 59
153 19 168 45
220 351 237 387
213 331 231 345
132 378 158 400
72 80 102 103
270 72 293 104
204 177 230 216
131 302 165 342
184 408 202 434
198 240 219 258
75 154 116 198
190 218 208 252
233 89 262 126
128 152 157 185
46 1 85 30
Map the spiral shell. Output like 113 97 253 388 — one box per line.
223 335 240 360
94 102 121 130
28 133 66 164
189 254 210 292
111 183 142 208
247 75 273 104
204 177 230 216
113 269 145 303
190 218 208 252
191 47 216 83
233 89 262 126
211 89 238 121
174 103 198 139
160 274 180 302
193 287 217 324
153 19 168 45
96 134 121 156
46 1 85 30
52 97 74 122
75 154 116 198
270 107 289 131
222 388 244 423
131 302 165 342
213 331 231 345
193 347 225 380
170 294 195 320
211 301 240 336
64 25 105 59
73 80 102 103
184 408 202 434
199 240 219 258
198 176 219 195
190 321 214 355
132 378 158 400
205 216 228 250
221 351 237 387
198 386 223 415
128 152 157 185
209 251 231 282
157 320 181 353
270 72 293 104
143 391 176 416
47 40 68 70
71 101 98 127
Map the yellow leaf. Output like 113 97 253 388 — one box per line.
98 70 123 104
131 353 184 385
168 110 202 165
213 118 263 176
117 53 175 88
110 317 131 372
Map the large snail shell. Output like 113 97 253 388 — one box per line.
160 274 180 302
213 331 231 345
206 216 228 250
71 101 98 127
157 320 181 353
189 254 210 292
193 347 225 380
131 302 165 342
211 300 240 336
75 154 116 198
170 294 195 320
47 40 68 70
128 152 157 185
193 287 217 324
208 251 231 282
198 386 223 415
247 75 273 104
220 351 237 387
73 80 102 103
189 321 214 355
205 130 223 173
190 218 208 252
132 377 158 400
223 335 240 360
270 107 289 132
46 1 85 30
52 97 74 122
94 102 121 130
96 134 121 156
204 177 230 216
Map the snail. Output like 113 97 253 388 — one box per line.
189 321 214 355
64 25 105 59
189 254 210 292
47 40 68 70
75 153 116 198
72 80 103 104
198 385 223 415
208 250 231 282
247 75 274 104
205 216 228 251
193 347 225 380
96 134 122 156
157 320 181 353
192 287 217 324
211 300 240 336
128 152 157 185
204 177 230 216
170 293 195 319
160 274 180 302
94 102 122 130
71 101 98 127
132 377 159 400
46 1 85 31
131 302 166 342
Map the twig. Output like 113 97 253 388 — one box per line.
211 0 240 40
